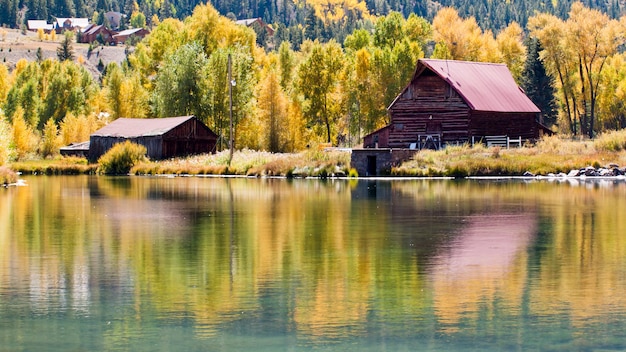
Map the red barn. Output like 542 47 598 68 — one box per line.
353 59 551 176
363 59 547 150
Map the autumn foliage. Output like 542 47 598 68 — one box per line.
1 2 626 167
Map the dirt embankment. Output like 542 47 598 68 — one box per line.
0 28 128 79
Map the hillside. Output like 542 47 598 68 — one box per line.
1 0 622 44
0 29 127 80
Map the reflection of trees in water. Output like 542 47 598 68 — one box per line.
1 177 626 344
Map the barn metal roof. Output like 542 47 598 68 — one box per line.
404 59 540 113
91 116 197 138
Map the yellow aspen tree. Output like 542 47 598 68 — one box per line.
11 108 38 160
0 64 10 104
432 7 489 61
528 13 579 134
257 67 288 152
432 7 464 59
40 118 60 158
0 118 12 165
596 55 626 130
566 2 624 137
496 22 526 82
119 72 149 119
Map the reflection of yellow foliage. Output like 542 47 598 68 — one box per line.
2 177 626 343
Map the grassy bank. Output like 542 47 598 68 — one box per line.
10 156 97 175
131 149 353 177
6 131 626 178
394 133 626 177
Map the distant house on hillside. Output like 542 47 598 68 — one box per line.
27 20 54 32
236 18 274 36
54 17 90 33
80 24 115 44
112 28 150 44
88 116 218 162
352 59 552 176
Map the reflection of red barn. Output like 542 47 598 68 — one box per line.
88 116 218 162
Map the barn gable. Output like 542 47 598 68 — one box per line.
88 116 217 162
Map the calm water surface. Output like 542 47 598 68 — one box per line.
1 176 626 351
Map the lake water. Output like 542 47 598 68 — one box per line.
1 175 626 351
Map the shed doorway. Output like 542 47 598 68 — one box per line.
367 155 377 176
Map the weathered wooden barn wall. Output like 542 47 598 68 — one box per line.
161 118 217 157
89 136 162 161
469 112 538 140
363 125 391 148
386 73 471 148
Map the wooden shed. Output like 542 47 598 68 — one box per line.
88 116 217 162
112 28 150 44
363 59 547 150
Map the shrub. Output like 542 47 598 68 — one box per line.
594 129 626 152
97 141 148 175
0 166 17 185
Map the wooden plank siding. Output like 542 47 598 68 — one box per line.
469 112 538 140
386 74 471 148
161 118 217 157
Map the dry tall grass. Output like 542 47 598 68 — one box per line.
394 135 626 177
132 149 352 177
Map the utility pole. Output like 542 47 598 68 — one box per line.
228 53 234 166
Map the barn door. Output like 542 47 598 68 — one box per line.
367 155 377 176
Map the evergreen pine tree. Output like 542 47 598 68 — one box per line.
57 32 75 62
521 37 558 128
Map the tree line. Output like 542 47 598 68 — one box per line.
0 2 625 164
3 0 626 43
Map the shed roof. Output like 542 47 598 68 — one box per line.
27 20 53 30
397 59 540 113
91 116 198 138
114 28 147 37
